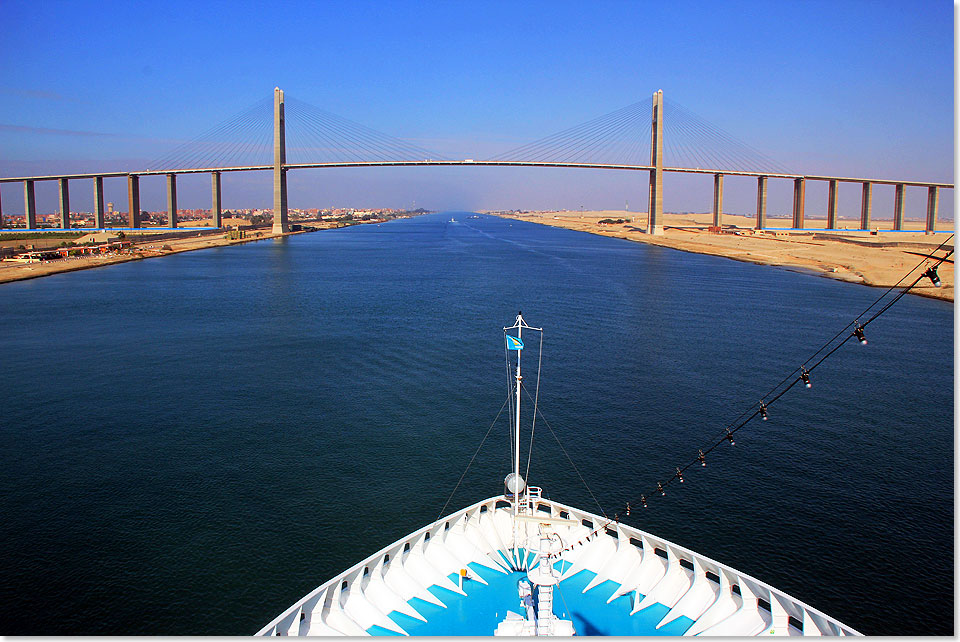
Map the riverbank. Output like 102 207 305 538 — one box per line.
489 210 954 302
0 221 342 285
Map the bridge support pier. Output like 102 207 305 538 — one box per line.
0 184 4 228
893 183 904 230
792 178 805 229
167 173 178 228
94 177 105 229
24 179 36 229
272 87 289 234
212 171 222 228
827 179 838 230
860 182 872 230
127 175 141 228
59 178 70 230
755 176 767 230
712 173 724 228
925 186 939 234
646 90 664 235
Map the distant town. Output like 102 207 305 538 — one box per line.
0 206 432 280
0 205 427 230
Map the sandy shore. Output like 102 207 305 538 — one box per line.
3 213 953 302
490 210 954 302
0 220 348 286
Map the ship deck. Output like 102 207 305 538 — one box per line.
258 497 859 636
371 562 695 636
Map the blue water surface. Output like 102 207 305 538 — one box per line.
0 213 952 635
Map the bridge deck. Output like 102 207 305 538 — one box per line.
0 161 952 189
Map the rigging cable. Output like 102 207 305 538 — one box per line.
520 382 608 519
715 232 956 445
436 395 512 521
524 329 545 486
547 235 953 557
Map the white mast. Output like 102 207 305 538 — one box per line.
505 311 540 562
513 312 523 553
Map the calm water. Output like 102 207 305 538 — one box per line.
0 213 952 635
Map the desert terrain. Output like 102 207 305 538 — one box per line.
491 210 954 302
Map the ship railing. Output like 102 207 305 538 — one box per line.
522 486 542 514
530 496 861 636
257 494 861 636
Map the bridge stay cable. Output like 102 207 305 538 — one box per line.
139 90 793 175
486 100 642 163
141 92 451 172
284 95 448 164
664 98 792 174
488 99 653 165
175 100 269 170
289 103 378 160
145 96 273 171
195 108 266 170
485 96 791 174
301 108 410 162
289 106 388 162
288 107 347 162
534 104 645 164
665 111 719 170
672 111 763 172
287 106 352 163
211 106 271 169
554 105 647 164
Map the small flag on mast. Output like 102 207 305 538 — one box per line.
506 335 524 350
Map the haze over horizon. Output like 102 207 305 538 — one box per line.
1 0 954 219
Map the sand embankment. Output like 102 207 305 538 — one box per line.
0 220 344 285
490 210 954 302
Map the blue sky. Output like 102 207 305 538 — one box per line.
0 0 954 218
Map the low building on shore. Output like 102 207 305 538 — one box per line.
76 232 122 245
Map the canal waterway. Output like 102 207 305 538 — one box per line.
0 212 952 635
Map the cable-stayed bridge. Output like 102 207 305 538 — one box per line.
0 88 952 234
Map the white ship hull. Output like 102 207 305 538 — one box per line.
257 495 859 636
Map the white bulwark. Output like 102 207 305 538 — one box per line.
256 495 860 637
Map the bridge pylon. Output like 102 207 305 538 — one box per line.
647 90 664 235
272 87 289 234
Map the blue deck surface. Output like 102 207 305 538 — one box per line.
370 559 695 636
